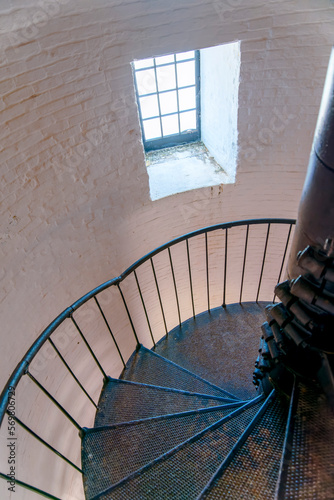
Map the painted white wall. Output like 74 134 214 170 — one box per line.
201 41 240 180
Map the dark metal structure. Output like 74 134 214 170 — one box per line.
253 48 334 407
288 47 334 279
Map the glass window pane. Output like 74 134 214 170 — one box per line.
159 91 178 115
180 110 196 132
140 95 159 119
176 60 195 88
143 118 162 140
176 51 195 61
136 68 157 96
133 58 154 69
156 65 176 92
162 114 179 136
155 54 174 65
178 87 196 111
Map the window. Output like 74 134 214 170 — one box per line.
132 42 241 200
133 50 200 151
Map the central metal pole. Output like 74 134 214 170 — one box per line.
288 47 334 278
253 48 334 402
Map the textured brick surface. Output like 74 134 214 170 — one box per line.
0 1 333 498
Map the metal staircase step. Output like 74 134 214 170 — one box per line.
198 396 287 499
282 383 334 499
95 378 239 427
90 397 264 499
121 345 239 400
83 403 246 498
154 304 267 400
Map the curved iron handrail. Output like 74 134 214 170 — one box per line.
0 218 295 498
0 218 295 426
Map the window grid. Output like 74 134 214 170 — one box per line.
174 56 181 134
133 51 200 151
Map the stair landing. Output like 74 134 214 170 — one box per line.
154 302 267 400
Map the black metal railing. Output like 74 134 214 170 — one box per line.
0 219 295 499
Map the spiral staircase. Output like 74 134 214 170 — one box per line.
80 308 333 500
1 218 334 499
2 46 334 500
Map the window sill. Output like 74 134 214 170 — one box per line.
146 142 234 201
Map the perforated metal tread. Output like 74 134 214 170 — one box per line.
83 404 245 498
154 303 267 400
95 378 238 427
283 383 334 499
91 400 263 500
200 397 288 499
121 345 238 399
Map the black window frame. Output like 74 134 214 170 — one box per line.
133 50 201 152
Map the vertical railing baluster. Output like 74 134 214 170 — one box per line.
10 413 82 472
273 223 293 303
26 371 82 431
117 282 140 346
71 315 109 377
168 247 182 327
150 257 168 336
48 338 97 408
0 473 62 500
134 269 155 346
256 223 271 303
205 232 210 312
93 296 126 368
239 224 250 304
186 239 196 318
223 228 228 308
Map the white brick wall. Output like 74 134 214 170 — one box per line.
0 0 333 497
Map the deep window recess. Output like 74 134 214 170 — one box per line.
133 50 200 151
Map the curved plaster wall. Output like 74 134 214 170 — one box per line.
0 0 333 497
